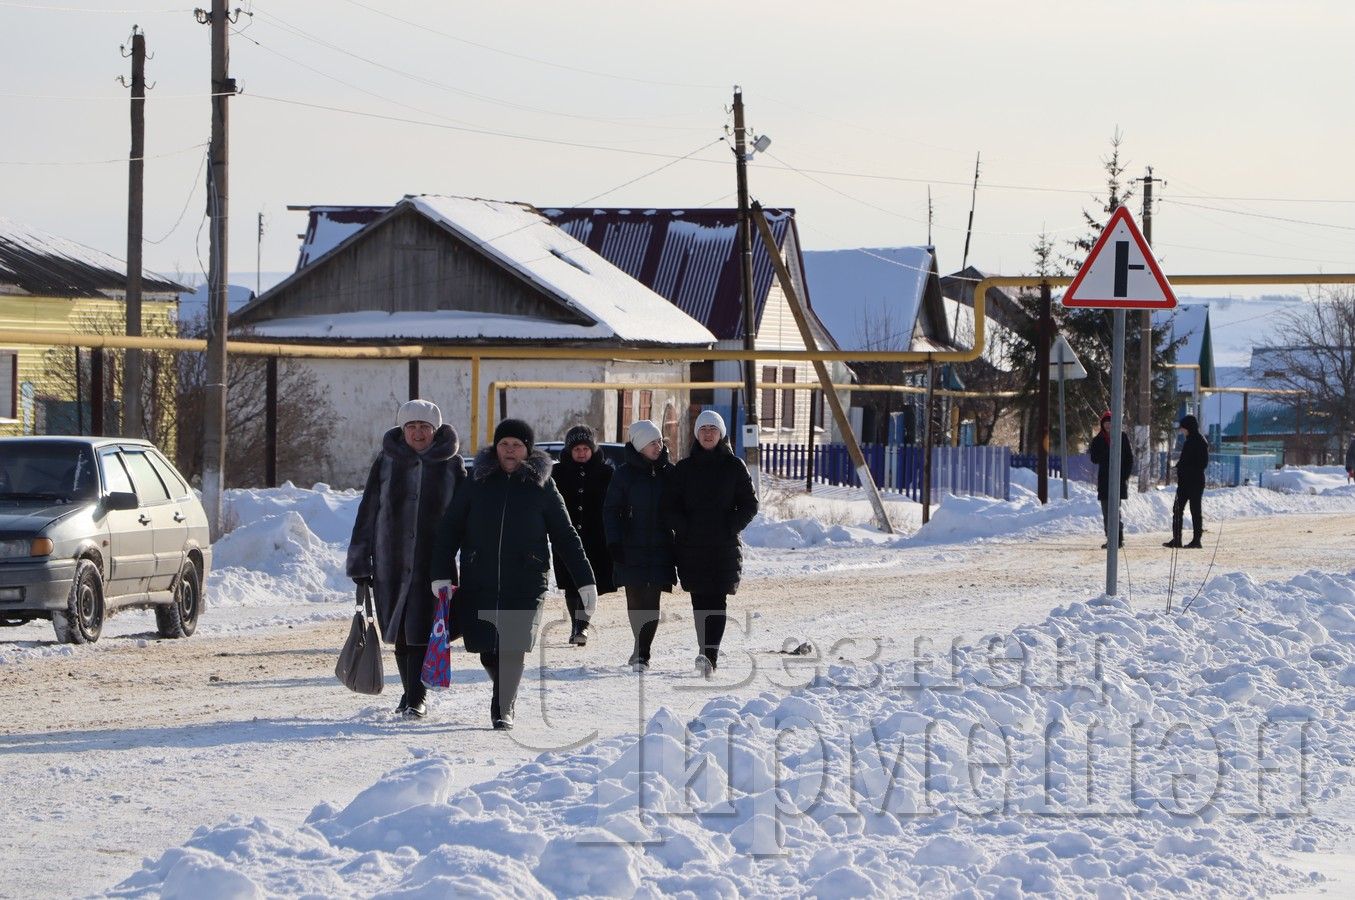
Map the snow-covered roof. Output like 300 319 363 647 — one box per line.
943 296 1016 369
800 247 957 352
239 196 715 346
245 309 615 342
0 216 187 298
294 206 385 269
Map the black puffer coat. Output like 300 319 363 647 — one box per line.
1345 438 1354 475
1175 431 1210 495
1089 429 1134 502
431 447 593 654
346 425 465 644
666 439 758 595
604 443 676 589
550 452 616 596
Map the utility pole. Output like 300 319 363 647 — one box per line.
732 86 760 488
198 1 235 537
256 211 264 298
1137 166 1162 491
1036 280 1052 503
121 27 146 439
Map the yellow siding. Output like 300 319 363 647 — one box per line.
0 293 177 437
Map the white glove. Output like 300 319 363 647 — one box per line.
578 584 598 618
431 579 452 599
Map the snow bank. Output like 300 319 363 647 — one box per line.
112 567 1355 897
1266 466 1355 496
911 478 1355 545
742 514 862 550
223 482 362 545
209 510 351 608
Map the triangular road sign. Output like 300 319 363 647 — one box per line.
1049 334 1087 380
1062 206 1177 309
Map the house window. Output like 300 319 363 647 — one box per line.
638 390 653 422
0 352 16 421
780 366 796 430
760 366 777 429
619 390 633 438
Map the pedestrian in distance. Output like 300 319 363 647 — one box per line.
604 419 676 673
666 410 758 678
1346 436 1355 483
431 418 595 731
1088 410 1134 550
346 399 465 719
550 424 616 646
1164 414 1209 549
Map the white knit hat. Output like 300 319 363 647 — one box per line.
694 409 726 438
397 399 442 429
628 419 662 452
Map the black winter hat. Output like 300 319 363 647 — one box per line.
1178 414 1200 433
563 424 597 453
494 418 535 450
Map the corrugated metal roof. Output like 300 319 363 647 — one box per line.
0 216 187 297
542 207 795 341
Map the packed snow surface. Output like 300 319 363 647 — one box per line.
112 566 1355 897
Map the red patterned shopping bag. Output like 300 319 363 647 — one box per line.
421 585 456 690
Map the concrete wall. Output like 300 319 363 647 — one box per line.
279 356 692 487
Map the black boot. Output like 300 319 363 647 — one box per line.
1185 533 1203 549
393 652 410 714
1163 537 1182 548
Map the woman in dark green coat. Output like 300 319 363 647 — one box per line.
432 419 594 730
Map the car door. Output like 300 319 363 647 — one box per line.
146 449 192 574
97 449 155 598
117 449 179 591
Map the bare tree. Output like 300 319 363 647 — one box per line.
1267 288 1355 453
38 310 177 451
176 313 337 488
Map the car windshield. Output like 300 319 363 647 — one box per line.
0 442 99 502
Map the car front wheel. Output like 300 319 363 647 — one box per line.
53 559 104 644
155 559 200 639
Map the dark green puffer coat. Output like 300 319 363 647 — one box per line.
432 447 594 654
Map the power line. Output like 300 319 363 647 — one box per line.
0 141 207 166
146 146 208 245
0 1 189 10
334 0 725 91
1160 199 1355 232
249 4 710 131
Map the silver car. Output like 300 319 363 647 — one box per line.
0 437 212 644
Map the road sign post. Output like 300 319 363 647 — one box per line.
1049 334 1087 502
1062 207 1176 598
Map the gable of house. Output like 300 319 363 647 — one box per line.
235 196 714 346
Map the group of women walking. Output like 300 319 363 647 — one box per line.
345 399 757 730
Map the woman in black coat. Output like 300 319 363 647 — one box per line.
665 410 758 676
1088 410 1134 550
550 425 616 647
431 419 594 730
603 420 676 672
1165 414 1210 549
346 400 465 718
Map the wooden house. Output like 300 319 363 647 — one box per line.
0 216 185 437
233 196 716 486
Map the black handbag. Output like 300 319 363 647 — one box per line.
335 582 384 695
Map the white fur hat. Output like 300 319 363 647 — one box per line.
628 419 662 452
397 399 442 429
694 409 726 438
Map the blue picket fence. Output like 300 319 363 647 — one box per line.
1011 454 1063 478
762 443 1011 501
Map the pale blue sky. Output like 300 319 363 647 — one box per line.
3 0 1353 295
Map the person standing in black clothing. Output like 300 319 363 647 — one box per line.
666 410 758 677
1165 414 1210 549
346 399 465 719
1346 437 1355 483
604 420 676 673
1088 410 1134 550
431 418 595 730
550 424 616 646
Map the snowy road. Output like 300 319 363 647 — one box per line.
2 509 1353 898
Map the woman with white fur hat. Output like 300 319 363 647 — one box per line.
603 419 676 672
665 410 758 677
346 399 465 718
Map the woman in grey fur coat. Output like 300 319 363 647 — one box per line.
432 418 595 730
347 399 465 719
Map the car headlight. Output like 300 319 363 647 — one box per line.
0 538 52 559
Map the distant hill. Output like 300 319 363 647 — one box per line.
176 271 291 326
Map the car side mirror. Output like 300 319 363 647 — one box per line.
105 491 139 511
